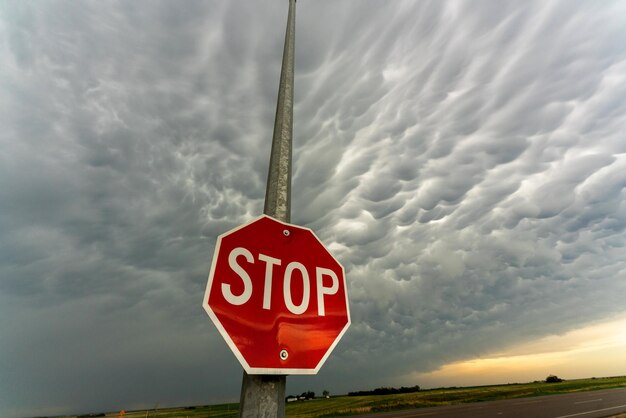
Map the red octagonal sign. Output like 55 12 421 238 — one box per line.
203 215 350 374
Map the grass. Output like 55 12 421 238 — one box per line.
96 403 240 418
56 375 626 418
286 375 626 417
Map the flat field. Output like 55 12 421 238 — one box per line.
64 375 626 418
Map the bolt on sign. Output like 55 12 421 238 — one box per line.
203 215 350 374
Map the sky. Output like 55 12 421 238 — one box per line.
1 0 626 416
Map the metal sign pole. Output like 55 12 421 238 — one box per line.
238 0 295 416
264 0 296 225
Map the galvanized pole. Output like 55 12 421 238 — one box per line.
264 0 296 224
238 0 295 417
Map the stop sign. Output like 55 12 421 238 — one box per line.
203 215 350 375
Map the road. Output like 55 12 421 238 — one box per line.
351 387 626 418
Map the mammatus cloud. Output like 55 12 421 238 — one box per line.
296 0 626 364
1 0 625 416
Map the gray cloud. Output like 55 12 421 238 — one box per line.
1 0 626 416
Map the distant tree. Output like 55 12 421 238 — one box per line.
323 390 330 397
301 391 315 399
348 384 420 396
546 375 563 383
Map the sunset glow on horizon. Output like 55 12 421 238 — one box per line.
412 314 626 388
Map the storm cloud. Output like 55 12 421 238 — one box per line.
1 1 626 416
